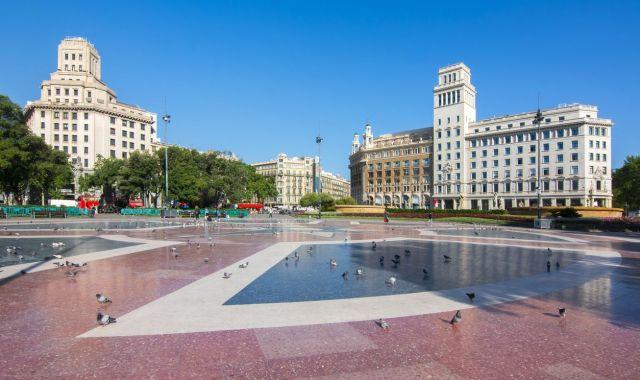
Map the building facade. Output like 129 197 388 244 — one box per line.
349 125 433 208
350 62 613 210
252 153 350 207
24 37 159 194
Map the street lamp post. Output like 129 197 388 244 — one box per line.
533 109 544 220
316 135 323 219
162 114 171 208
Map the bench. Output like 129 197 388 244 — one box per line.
32 210 49 218
50 209 68 218
179 210 197 218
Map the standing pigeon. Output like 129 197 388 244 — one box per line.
376 319 390 330
404 249 411 256
546 261 551 272
97 312 117 325
379 256 384 264
342 271 349 279
559 308 566 318
443 255 452 262
422 268 429 276
223 272 232 279
96 293 112 304
65 270 79 278
385 276 396 286
450 310 462 324
372 241 377 250
466 292 475 302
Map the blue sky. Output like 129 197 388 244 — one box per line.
1 0 638 177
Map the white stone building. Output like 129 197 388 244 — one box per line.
252 153 350 207
350 62 613 210
24 37 160 194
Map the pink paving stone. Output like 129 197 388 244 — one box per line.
1 216 639 379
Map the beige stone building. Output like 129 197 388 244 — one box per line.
350 62 613 210
349 125 433 208
24 37 160 195
252 153 350 207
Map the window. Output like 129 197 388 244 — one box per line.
505 158 511 166
571 140 578 149
543 155 549 164
571 153 578 161
505 147 511 155
110 117 116 124
530 145 536 153
84 147 89 154
570 166 578 175
110 139 115 146
572 180 579 191
543 168 549 176
84 124 89 131
557 129 565 137
122 141 127 148
517 146 523 154
557 180 564 191
571 127 579 136
40 122 45 129
122 130 127 137
557 167 564 176
557 142 564 150
557 154 564 163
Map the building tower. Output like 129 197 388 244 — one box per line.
351 133 360 154
432 63 476 209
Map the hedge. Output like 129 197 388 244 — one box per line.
553 217 640 232
386 208 508 215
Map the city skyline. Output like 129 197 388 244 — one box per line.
1 1 638 177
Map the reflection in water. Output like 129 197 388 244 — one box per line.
0 220 183 230
436 229 566 242
1 237 140 267
225 240 580 305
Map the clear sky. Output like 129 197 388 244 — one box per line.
1 0 638 177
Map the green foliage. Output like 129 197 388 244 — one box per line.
335 196 356 205
78 146 275 208
0 95 73 204
550 207 582 218
613 155 640 211
300 192 335 211
386 208 508 215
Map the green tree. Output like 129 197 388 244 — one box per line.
300 192 335 211
0 95 73 204
335 196 356 205
79 156 123 204
613 155 640 211
118 151 161 207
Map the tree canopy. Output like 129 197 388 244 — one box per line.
613 155 640 211
80 145 277 208
300 192 335 211
0 95 73 204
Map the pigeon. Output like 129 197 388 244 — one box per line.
294 251 299 259
239 262 249 269
391 258 400 265
53 262 65 268
474 231 479 236
204 258 209 263
450 310 462 324
173 251 180 259
65 270 79 278
379 256 384 263
556 261 560 270
376 319 390 330
223 272 232 279
330 259 338 267
559 308 566 318
342 271 349 279
97 312 117 325
466 292 475 302
196 243 200 249
546 261 551 272
422 268 429 275
372 241 377 250
356 268 364 276
385 276 396 286
443 255 452 262
404 249 411 256
96 293 112 304
394 254 401 259
51 242 65 248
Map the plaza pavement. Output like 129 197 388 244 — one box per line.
0 214 639 379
